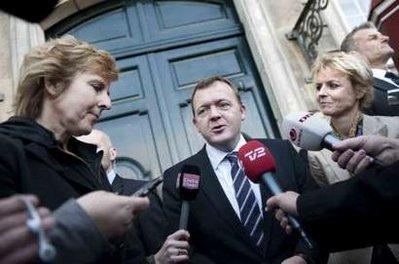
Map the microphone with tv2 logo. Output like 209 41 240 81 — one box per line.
238 140 314 250
177 165 201 230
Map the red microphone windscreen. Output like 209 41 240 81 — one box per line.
238 140 276 183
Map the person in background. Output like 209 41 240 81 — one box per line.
307 51 399 263
78 129 190 263
341 22 399 116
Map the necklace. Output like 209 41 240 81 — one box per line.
330 112 363 140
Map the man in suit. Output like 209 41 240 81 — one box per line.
266 136 399 252
341 22 399 116
78 129 191 263
162 76 323 264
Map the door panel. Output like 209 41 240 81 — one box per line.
151 37 275 160
142 0 240 42
68 4 144 52
97 55 172 179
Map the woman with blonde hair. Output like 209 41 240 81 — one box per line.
308 51 399 263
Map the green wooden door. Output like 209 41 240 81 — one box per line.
47 0 278 180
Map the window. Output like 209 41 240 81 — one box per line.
338 0 372 29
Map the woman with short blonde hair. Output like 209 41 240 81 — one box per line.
307 51 399 264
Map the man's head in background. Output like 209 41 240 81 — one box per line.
341 22 394 69
78 129 117 172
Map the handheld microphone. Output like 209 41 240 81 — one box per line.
281 112 383 166
177 165 201 230
238 140 314 249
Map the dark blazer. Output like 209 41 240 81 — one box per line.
298 162 399 252
0 117 104 210
112 175 167 263
163 138 322 264
364 78 399 116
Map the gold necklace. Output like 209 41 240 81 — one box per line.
331 112 363 140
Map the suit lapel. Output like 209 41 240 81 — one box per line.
260 183 274 257
112 174 124 194
194 147 263 256
373 77 398 91
363 114 389 136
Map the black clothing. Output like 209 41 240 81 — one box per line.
0 116 119 263
364 77 399 116
110 175 166 264
0 116 104 209
298 162 399 252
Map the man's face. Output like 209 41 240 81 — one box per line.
192 81 245 151
77 130 115 171
353 28 394 65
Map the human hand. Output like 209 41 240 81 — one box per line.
266 191 299 234
281 255 307 264
0 195 54 264
77 191 149 238
332 136 399 174
154 229 190 264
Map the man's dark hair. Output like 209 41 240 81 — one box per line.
190 76 242 116
340 22 376 52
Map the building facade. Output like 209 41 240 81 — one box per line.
0 0 374 179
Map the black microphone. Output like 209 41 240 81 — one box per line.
238 140 314 250
177 165 201 230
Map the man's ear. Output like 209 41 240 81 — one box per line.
44 78 64 97
109 147 117 162
240 103 246 121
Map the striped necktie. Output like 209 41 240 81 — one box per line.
227 152 265 249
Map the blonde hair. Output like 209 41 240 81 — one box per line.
15 35 118 118
312 51 373 110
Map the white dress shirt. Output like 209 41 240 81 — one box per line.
106 168 116 185
205 135 263 220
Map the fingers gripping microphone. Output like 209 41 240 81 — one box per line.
238 140 314 250
177 165 201 230
281 111 340 151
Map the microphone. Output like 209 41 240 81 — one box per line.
281 111 340 151
238 140 314 249
281 112 383 166
177 165 201 230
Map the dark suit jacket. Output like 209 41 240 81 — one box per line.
364 78 399 116
163 138 322 264
298 162 399 252
112 175 167 263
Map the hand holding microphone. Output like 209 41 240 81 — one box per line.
177 165 201 230
238 140 313 250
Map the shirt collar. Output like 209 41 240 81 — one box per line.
372 68 387 79
206 135 246 171
107 168 116 184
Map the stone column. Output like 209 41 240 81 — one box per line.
232 0 309 125
0 13 45 122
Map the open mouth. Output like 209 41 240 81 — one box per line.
211 124 225 133
88 112 100 119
